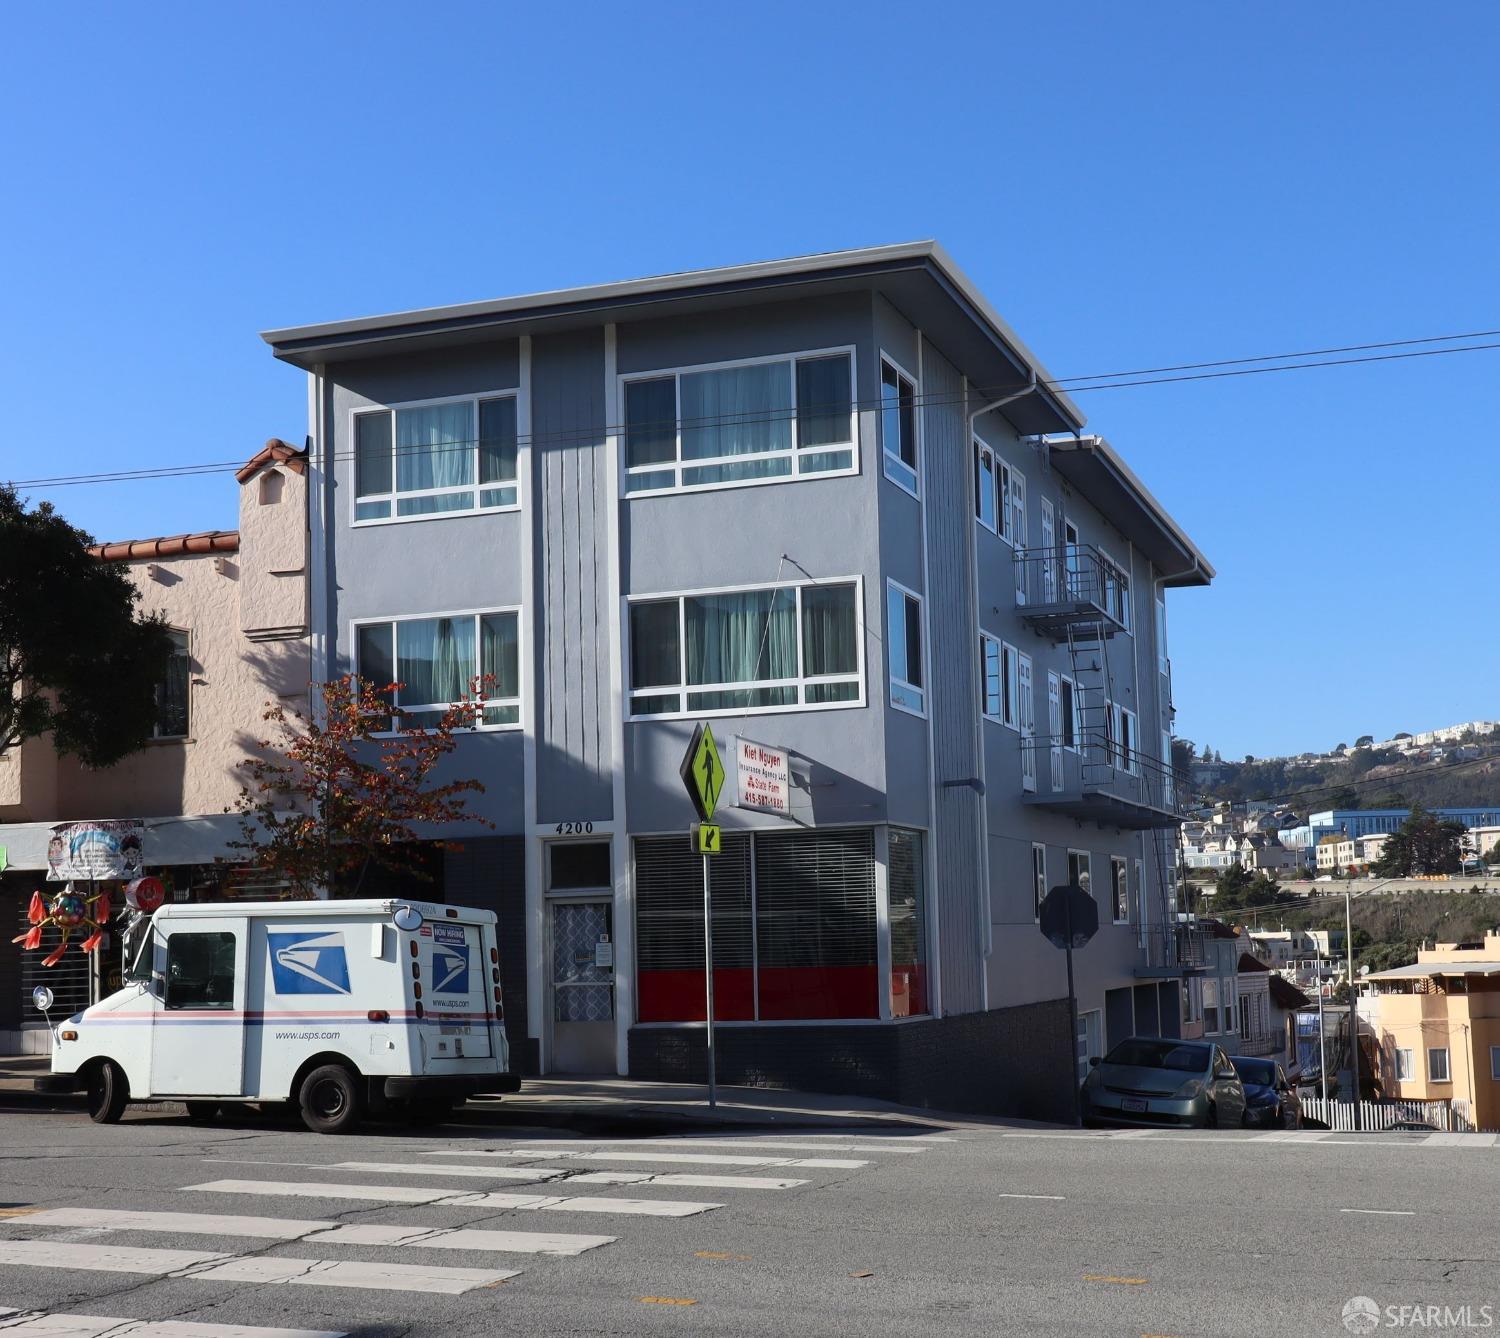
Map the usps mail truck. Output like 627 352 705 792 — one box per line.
38 898 519 1133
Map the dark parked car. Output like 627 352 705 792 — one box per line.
1080 1037 1247 1128
1230 1056 1302 1128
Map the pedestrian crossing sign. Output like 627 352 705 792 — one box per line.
691 823 722 856
680 724 725 822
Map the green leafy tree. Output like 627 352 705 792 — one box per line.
0 484 173 765
1373 805 1470 877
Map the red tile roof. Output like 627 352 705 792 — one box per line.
236 438 307 483
89 531 240 562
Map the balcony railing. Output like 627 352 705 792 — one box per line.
1011 542 1131 641
1023 728 1188 829
1136 922 1211 976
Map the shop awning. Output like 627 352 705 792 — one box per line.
0 814 257 875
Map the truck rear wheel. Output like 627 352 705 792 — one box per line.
298 1064 363 1135
86 1060 129 1124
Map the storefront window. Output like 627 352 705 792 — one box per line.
634 828 877 1023
888 829 928 1017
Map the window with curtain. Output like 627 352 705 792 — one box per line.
354 392 520 521
881 358 918 494
153 629 190 738
628 581 861 718
1111 856 1129 923
354 610 520 730
886 582 923 715
623 349 855 493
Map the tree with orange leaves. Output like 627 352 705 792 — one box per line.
227 675 492 897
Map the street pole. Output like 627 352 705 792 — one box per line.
1317 961 1328 1104
703 852 717 1109
1345 889 1361 1129
1064 896 1081 1128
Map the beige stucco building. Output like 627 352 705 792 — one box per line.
1364 930 1500 1132
0 442 310 1049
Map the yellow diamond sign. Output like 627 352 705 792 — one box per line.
680 724 726 823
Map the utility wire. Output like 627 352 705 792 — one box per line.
10 327 1500 490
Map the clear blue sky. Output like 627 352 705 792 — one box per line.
3 3 1496 760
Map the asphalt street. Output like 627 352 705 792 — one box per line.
0 1105 1495 1337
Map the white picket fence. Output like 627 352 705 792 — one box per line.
1299 1096 1478 1133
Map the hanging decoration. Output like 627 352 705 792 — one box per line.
12 884 114 967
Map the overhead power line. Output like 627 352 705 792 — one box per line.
10 326 1500 491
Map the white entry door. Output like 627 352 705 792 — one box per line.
151 919 247 1096
1047 671 1063 792
1019 652 1036 793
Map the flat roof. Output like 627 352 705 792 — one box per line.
1366 961 1500 980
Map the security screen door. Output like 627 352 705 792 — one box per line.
549 900 615 1073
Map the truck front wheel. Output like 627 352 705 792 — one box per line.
86 1060 129 1124
298 1064 363 1135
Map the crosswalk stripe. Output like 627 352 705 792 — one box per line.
328 1161 571 1181
184 1256 519 1294
565 1171 808 1189
0 1312 344 1338
0 1240 228 1275
446 1138 930 1155
18 1208 334 1240
417 1149 866 1169
186 1180 721 1217
12 1207 612 1257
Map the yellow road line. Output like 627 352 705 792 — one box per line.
695 1250 751 1261
1083 1274 1148 1285
0 1209 37 1218
639 1297 698 1306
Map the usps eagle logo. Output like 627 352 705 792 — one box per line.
268 931 352 996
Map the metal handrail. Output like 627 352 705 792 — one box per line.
1024 729 1188 816
1012 542 1130 616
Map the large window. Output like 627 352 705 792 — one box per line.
629 580 861 719
1068 849 1092 902
980 633 1003 722
1100 549 1131 629
634 829 880 1023
354 393 519 522
354 610 521 729
881 357 919 494
886 582 924 716
1396 1048 1414 1081
153 628 190 739
888 828 928 1017
1111 856 1129 924
1428 1047 1451 1083
164 931 236 1010
624 349 855 494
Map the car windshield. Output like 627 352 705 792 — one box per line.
1103 1039 1209 1072
1233 1058 1277 1086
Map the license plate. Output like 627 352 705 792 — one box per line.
1121 1097 1148 1113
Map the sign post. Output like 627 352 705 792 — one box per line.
680 725 726 1108
1038 882 1099 1127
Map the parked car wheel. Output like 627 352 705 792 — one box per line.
86 1059 129 1125
298 1064 363 1135
184 1101 221 1123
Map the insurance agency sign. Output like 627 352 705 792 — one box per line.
735 737 793 816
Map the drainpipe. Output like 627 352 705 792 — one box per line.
967 372 1040 968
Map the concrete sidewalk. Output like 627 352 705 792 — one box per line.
0 1053 1023 1133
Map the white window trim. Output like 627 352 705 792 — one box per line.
1396 1047 1414 1081
349 387 523 528
1489 1045 1500 1081
624 574 867 723
996 458 1015 546
1113 704 1139 774
1111 855 1129 925
349 604 523 733
618 345 860 499
1060 674 1080 752
1155 591 1169 675
979 631 1004 724
974 435 998 534
1428 1047 1451 1083
1032 842 1047 922
1133 857 1143 927
879 351 921 500
1007 464 1027 553
886 577 927 719
1097 542 1132 633
1001 641 1020 731
1067 848 1093 903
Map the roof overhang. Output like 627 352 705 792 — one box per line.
260 242 1085 438
1046 435 1214 586
1367 962 1500 980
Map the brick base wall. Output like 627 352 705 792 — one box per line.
629 998 1075 1123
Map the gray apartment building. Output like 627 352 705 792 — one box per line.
261 242 1213 1120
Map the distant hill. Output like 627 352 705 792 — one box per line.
1181 727 1500 818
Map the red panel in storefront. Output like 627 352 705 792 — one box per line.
637 968 754 1023
755 966 878 1021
